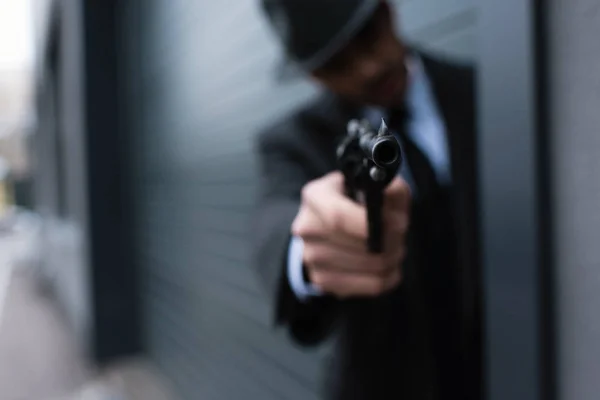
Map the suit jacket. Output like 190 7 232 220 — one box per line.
252 51 482 400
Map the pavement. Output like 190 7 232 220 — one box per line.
0 208 175 400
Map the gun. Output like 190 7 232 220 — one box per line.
336 118 403 253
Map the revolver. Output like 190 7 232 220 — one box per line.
336 118 403 253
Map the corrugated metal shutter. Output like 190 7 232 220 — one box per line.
120 1 477 398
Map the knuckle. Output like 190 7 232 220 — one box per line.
324 171 344 187
303 246 320 265
368 278 388 296
391 177 404 191
390 245 406 263
395 269 404 285
397 246 407 262
391 254 404 269
293 224 308 238
328 209 345 232
291 211 307 236
390 269 403 288
400 178 411 193
291 218 302 236
292 207 322 238
395 213 410 233
383 259 401 276
309 270 327 287
306 268 318 283
398 178 411 197
301 182 316 203
371 257 388 274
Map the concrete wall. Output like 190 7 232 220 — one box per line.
549 1 600 399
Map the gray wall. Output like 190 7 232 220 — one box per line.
121 1 478 398
550 1 600 399
35 0 142 362
33 0 93 352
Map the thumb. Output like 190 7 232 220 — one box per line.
384 177 411 212
320 171 346 194
305 172 367 240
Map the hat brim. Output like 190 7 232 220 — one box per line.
272 0 381 83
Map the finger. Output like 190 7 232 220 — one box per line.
310 193 367 240
383 244 407 268
292 203 366 249
291 204 322 238
306 245 405 276
303 242 395 275
321 170 346 189
309 267 402 298
326 172 410 215
382 211 409 249
294 206 408 254
302 180 368 243
384 177 411 212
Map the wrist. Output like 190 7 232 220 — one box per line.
288 236 324 300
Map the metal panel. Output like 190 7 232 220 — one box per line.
121 0 479 398
33 0 95 355
479 0 555 399
548 0 600 399
82 0 142 362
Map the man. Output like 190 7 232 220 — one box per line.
252 1 482 399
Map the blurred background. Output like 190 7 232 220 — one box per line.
0 0 597 399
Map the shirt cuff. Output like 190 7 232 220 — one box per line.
287 235 324 301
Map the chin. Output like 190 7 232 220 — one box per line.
368 79 406 108
368 94 401 109
389 95 406 109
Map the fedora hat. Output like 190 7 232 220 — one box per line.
261 0 381 80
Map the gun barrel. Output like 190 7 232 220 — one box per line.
361 136 400 168
372 137 400 166
338 118 403 253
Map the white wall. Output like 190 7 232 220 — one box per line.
550 1 600 399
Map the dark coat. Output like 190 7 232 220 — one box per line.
252 51 482 400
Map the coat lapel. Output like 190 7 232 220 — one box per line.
420 53 482 398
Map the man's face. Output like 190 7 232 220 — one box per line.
310 2 406 108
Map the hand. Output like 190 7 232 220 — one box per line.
291 171 411 299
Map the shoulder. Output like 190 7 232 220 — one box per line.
416 49 476 92
414 49 477 116
255 91 347 153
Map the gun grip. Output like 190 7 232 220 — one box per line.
366 190 384 253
